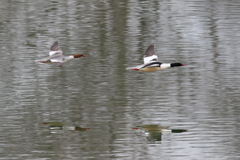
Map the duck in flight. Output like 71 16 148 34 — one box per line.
126 44 186 72
34 41 87 67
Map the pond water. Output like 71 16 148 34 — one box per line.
0 0 240 159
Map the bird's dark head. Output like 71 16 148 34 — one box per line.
170 63 186 67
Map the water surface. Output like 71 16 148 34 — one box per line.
0 0 240 159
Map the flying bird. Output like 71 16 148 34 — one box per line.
34 41 87 67
126 44 185 72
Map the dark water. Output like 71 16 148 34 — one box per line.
0 0 240 159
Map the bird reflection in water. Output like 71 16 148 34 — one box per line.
132 125 187 143
42 122 90 133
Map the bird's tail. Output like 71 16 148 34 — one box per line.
126 67 139 71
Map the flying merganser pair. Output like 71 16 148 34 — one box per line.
34 41 87 67
35 42 186 71
126 44 186 72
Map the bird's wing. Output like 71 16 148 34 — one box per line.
49 41 63 56
126 62 162 70
126 64 145 70
49 54 65 67
140 62 162 69
49 54 64 63
143 44 158 64
34 57 51 63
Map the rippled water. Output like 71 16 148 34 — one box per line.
0 0 240 159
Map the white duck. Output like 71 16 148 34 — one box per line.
126 44 185 72
35 41 87 67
